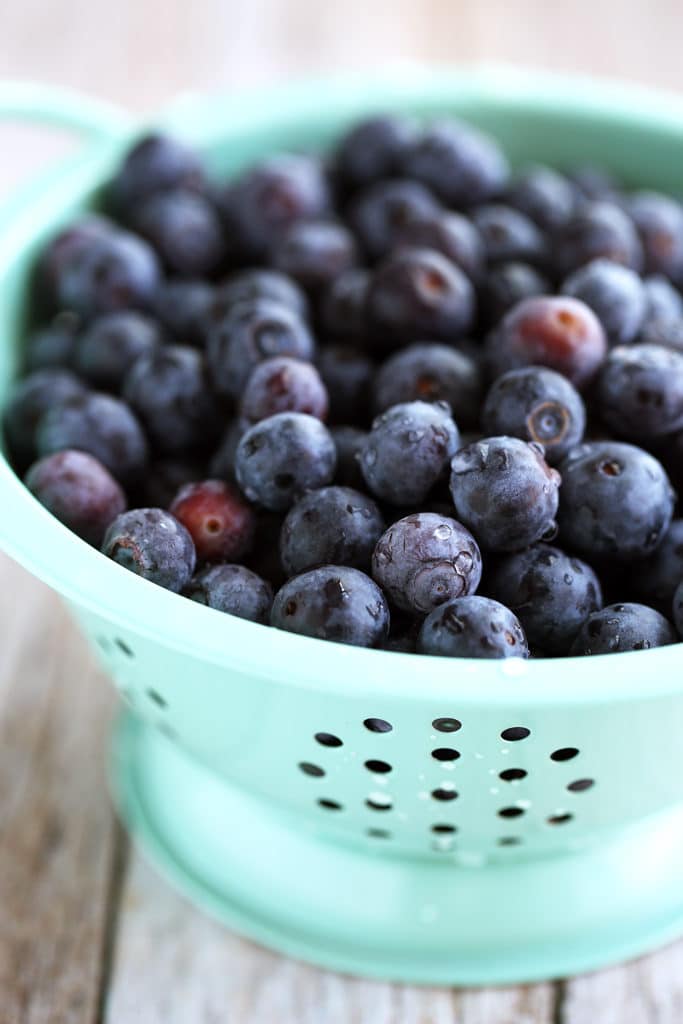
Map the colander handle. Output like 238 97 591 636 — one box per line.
0 81 130 230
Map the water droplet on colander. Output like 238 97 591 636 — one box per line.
432 836 454 852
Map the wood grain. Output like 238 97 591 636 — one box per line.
106 855 556 1024
0 554 120 1024
561 945 683 1024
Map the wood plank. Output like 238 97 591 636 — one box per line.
0 553 121 1024
560 943 683 1024
106 853 556 1023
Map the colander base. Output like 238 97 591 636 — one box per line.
111 711 683 985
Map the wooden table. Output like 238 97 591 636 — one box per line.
3 1 683 1019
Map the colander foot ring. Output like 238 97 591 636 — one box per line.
111 710 683 986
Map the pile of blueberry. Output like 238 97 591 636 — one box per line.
6 113 683 658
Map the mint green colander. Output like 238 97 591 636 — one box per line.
3 69 683 986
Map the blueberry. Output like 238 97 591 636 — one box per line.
637 316 683 353
479 261 550 328
643 275 683 323
270 219 357 292
631 520 683 615
241 356 328 423
207 298 314 399
330 425 367 489
348 178 441 260
55 228 161 319
481 367 586 464
212 268 309 322
628 191 683 281
102 507 196 592
450 436 560 552
209 418 248 481
401 120 509 208
170 479 254 562
567 165 620 202
570 602 676 655
486 295 607 387
124 345 222 453
36 391 148 485
223 154 331 259
3 368 85 469
271 565 389 647
319 268 369 342
38 215 116 301
561 258 645 346
505 165 577 232
186 563 273 623
373 343 482 427
367 247 475 345
25 449 126 546
75 311 163 390
139 457 205 508
280 485 384 575
152 277 215 347
109 133 204 214
24 312 80 372
471 203 547 266
391 210 485 282
334 115 417 191
132 189 225 277
417 595 529 659
235 412 336 510
597 344 683 438
557 441 674 560
360 400 459 505
372 512 482 615
555 200 643 277
485 544 602 655
317 345 373 425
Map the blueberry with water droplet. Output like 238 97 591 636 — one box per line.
271 565 389 647
360 400 459 505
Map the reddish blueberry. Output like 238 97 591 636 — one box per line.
170 479 254 562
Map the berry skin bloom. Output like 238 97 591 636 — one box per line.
450 436 561 553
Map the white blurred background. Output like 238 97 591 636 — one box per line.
2 0 681 206
2 0 683 114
